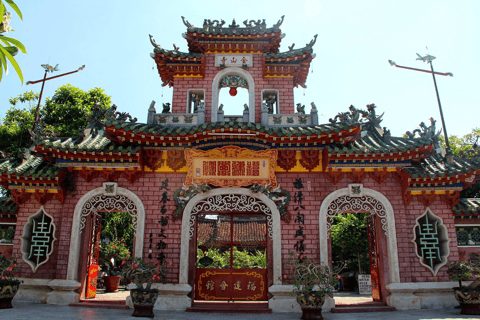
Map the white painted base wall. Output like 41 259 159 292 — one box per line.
15 279 461 312
387 282 460 310
14 278 81 305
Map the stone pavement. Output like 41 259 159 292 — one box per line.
1 302 479 320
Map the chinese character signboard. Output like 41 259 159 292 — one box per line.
185 146 277 188
214 54 253 68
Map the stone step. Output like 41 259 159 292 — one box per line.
187 301 272 314
331 305 396 313
69 300 129 310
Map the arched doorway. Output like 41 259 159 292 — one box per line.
211 68 256 123
179 188 282 308
66 184 145 298
318 185 400 306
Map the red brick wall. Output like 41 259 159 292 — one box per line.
276 172 459 285
13 199 65 279
171 54 295 121
12 170 460 285
12 172 186 283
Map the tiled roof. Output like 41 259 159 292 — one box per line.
0 197 18 216
104 119 361 148
107 119 357 138
0 154 62 180
404 154 480 179
453 198 480 217
38 132 141 154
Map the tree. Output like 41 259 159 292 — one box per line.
0 0 26 83
0 91 38 156
42 84 112 137
0 85 111 157
446 128 480 198
330 213 370 274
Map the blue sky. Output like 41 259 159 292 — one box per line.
1 0 479 138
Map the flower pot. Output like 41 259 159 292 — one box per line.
0 280 21 309
453 286 480 315
104 275 121 293
130 288 159 318
296 292 326 319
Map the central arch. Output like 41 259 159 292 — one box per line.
211 67 255 123
179 187 282 285
318 187 400 283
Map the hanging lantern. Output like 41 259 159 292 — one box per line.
229 87 237 96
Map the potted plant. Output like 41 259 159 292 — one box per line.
448 252 480 315
0 253 21 309
99 239 130 292
285 252 344 320
122 257 168 318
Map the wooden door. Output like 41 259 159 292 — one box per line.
195 213 268 301
367 215 381 301
85 213 102 299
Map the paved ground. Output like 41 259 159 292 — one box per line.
1 302 478 320
89 287 130 301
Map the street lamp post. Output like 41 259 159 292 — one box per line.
27 64 85 132
388 54 453 162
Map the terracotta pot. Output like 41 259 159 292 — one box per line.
130 288 159 318
453 286 480 315
0 280 21 309
104 275 121 293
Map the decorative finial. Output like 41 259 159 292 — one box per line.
149 34 161 49
273 15 285 29
416 53 436 63
306 34 318 49
41 64 59 73
181 16 193 28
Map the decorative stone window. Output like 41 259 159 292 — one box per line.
456 225 480 246
21 206 57 272
187 89 205 113
261 90 279 114
0 223 16 244
411 208 450 276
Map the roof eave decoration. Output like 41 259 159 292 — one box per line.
263 35 317 87
182 16 285 54
103 120 362 149
150 34 205 87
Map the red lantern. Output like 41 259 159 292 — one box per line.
229 87 237 96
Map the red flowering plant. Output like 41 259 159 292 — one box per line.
284 251 344 309
0 253 21 285
99 239 131 276
121 257 168 291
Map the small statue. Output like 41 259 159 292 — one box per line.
310 102 317 110
383 127 391 142
149 100 156 110
218 104 224 111
296 103 305 114
266 95 276 114
162 103 171 113
243 104 249 111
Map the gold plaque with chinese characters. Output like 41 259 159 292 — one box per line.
184 146 277 188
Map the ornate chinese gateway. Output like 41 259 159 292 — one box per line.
1 16 480 313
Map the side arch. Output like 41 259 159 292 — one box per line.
318 187 400 283
66 186 145 280
179 188 282 285
211 67 255 123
